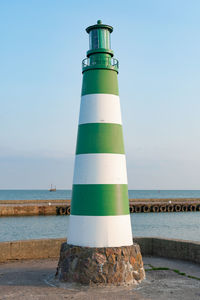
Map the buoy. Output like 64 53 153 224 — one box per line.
152 205 159 212
189 204 196 212
143 205 150 213
167 205 174 212
175 204 181 212
56 207 60 215
135 205 142 213
67 21 133 247
181 205 188 212
160 205 167 212
60 207 66 215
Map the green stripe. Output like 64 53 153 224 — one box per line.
71 184 129 216
76 123 125 154
82 69 119 96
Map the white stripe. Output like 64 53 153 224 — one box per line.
67 215 133 247
79 94 122 125
73 153 128 184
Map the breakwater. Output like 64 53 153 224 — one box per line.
0 198 200 216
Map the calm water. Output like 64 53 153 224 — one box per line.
0 190 200 243
0 212 200 242
1 189 200 200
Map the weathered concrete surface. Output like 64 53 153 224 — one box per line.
0 257 199 299
144 256 200 280
0 238 66 262
1 237 200 264
133 237 200 264
57 243 145 285
0 200 70 205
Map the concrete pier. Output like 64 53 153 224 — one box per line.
0 256 199 300
0 198 200 216
0 238 200 299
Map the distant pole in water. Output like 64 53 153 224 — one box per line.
67 20 133 247
49 184 56 192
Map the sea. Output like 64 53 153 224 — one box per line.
0 190 200 243
1 189 200 201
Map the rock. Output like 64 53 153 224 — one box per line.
56 242 145 286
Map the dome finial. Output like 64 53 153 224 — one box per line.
97 20 102 24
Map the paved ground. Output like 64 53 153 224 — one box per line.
0 256 200 300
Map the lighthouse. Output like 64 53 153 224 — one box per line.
68 20 133 247
57 21 145 285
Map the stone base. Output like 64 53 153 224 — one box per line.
56 242 145 286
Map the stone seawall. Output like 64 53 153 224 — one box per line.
0 205 58 216
0 237 199 264
1 198 200 216
0 200 70 217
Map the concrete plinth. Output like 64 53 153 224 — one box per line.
56 242 145 286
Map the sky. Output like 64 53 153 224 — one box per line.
0 0 200 189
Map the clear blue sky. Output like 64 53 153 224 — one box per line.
0 0 200 189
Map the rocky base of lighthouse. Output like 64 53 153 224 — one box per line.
56 242 145 286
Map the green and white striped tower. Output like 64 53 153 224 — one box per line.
68 20 133 248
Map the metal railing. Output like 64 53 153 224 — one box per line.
82 57 119 70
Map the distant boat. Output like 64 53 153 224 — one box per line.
49 184 56 192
